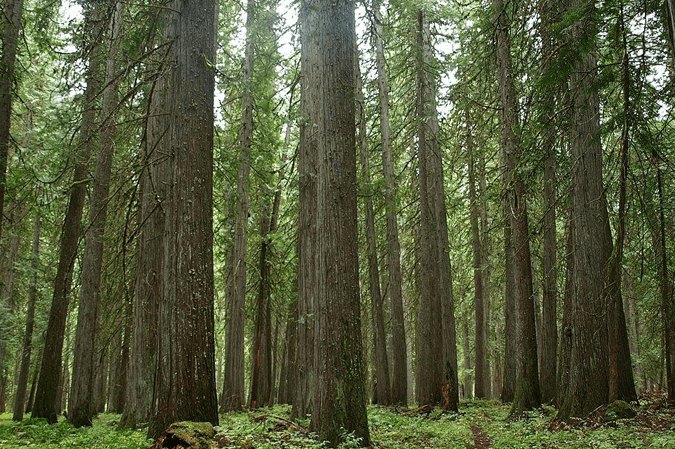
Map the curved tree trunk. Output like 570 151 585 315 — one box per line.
32 6 103 423
69 2 124 426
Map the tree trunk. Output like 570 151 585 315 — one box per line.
557 0 612 418
537 0 559 405
25 361 39 414
357 56 391 406
118 18 167 430
501 194 516 403
644 153 675 398
494 0 540 414
250 196 275 408
278 297 298 405
92 343 108 413
32 6 102 423
607 23 636 403
111 273 132 414
467 109 487 400
12 212 41 421
222 0 255 413
69 1 124 426
0 0 25 241
666 0 675 68
58 319 73 415
462 314 473 399
373 0 407 406
147 0 218 437
556 215 574 407
293 0 319 420
414 11 442 404
274 93 297 407
480 151 493 400
304 0 370 445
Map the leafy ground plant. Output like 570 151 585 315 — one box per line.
0 413 152 448
2 397 675 448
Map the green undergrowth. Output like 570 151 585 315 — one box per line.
1 398 674 448
0 413 152 448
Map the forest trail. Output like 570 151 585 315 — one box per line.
469 425 490 449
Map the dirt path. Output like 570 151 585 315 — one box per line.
468 425 490 449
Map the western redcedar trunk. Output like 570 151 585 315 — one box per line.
147 0 218 437
293 0 318 421
557 0 612 418
32 7 103 423
275 99 297 407
0 0 24 241
12 212 41 421
250 197 274 408
607 22 636 403
494 0 540 413
118 42 166 429
222 0 255 413
666 0 675 66
357 59 391 406
303 0 370 445
414 10 458 412
501 196 516 403
69 2 124 426
646 155 675 399
467 108 487 400
537 0 559 405
373 0 407 406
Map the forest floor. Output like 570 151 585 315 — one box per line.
1 394 674 448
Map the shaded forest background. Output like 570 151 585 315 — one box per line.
0 0 674 445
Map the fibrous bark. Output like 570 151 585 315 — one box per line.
69 2 124 426
32 6 103 423
357 57 391 406
557 0 612 418
293 0 319 420
494 0 540 414
12 212 41 421
0 0 25 241
414 10 458 412
538 0 559 405
373 0 407 406
222 0 255 412
147 0 218 437
304 0 371 445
